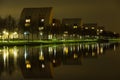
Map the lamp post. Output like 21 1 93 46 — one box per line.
2 30 9 42
24 31 29 42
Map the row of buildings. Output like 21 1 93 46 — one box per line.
0 7 119 40
18 7 104 40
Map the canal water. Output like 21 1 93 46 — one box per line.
0 42 120 80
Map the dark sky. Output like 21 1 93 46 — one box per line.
0 0 120 33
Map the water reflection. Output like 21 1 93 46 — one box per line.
0 42 119 79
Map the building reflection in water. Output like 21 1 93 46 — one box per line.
0 42 119 79
18 45 54 79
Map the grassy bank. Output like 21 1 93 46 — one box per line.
0 38 119 46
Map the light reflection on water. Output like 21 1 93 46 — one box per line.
0 42 120 80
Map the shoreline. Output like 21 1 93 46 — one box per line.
0 39 119 46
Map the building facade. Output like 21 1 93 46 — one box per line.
19 7 53 40
61 18 82 39
83 23 104 38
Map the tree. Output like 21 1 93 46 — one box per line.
3 15 17 41
4 15 16 32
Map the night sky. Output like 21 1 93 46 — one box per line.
0 0 120 33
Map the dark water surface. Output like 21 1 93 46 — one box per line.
0 42 120 80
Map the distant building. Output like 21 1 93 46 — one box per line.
82 23 105 38
62 18 82 27
52 19 61 27
82 23 98 38
83 23 98 30
47 18 61 39
61 18 82 39
19 7 53 39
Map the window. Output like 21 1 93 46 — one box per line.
73 26 78 29
52 23 55 26
100 29 103 33
25 19 31 23
85 27 88 29
91 27 95 29
41 19 44 22
25 19 31 27
25 23 30 27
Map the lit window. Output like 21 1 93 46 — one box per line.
42 64 45 68
97 29 99 32
85 27 88 29
73 26 78 29
91 27 95 29
25 23 30 27
25 19 30 23
41 19 44 22
53 59 56 63
52 23 55 26
39 27 44 30
48 34 53 39
114 32 116 34
100 29 103 33
26 63 31 69
64 31 68 34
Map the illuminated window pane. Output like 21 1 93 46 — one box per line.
52 23 55 26
42 64 45 68
85 27 88 29
91 27 95 29
48 34 53 39
41 19 44 22
64 31 68 34
39 27 44 30
97 29 99 32
73 26 78 29
53 59 56 63
25 23 30 27
100 29 103 33
26 64 31 69
26 19 31 23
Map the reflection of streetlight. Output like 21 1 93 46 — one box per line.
0 33 2 41
26 60 31 69
39 47 44 61
63 47 68 55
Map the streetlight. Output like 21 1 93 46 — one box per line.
2 30 9 42
24 31 29 42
